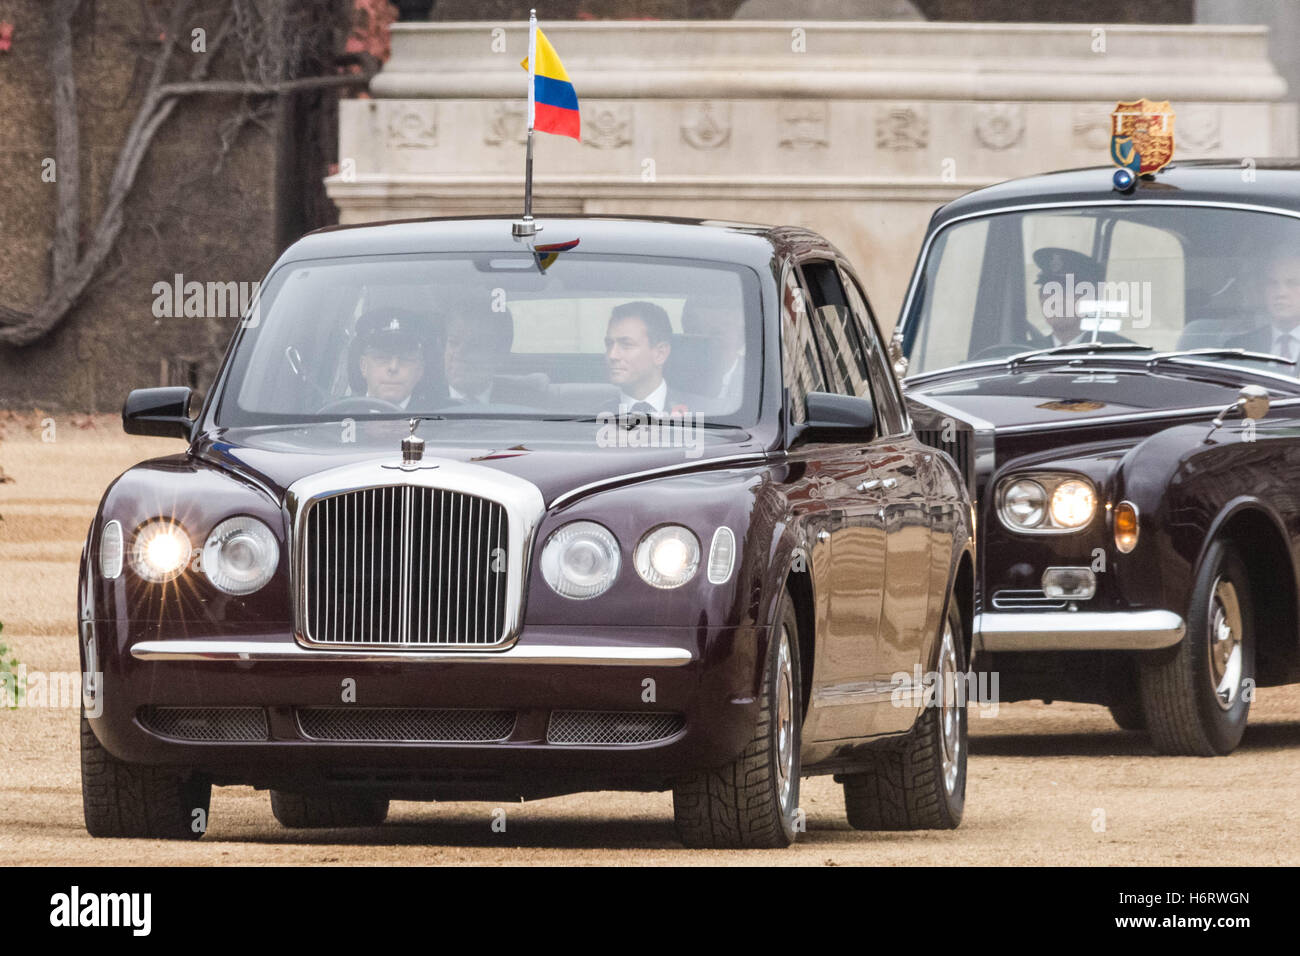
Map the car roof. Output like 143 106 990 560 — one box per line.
280 214 842 272
932 159 1300 227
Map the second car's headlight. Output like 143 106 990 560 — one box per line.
997 474 1097 532
541 521 621 599
202 516 279 595
635 525 701 589
1049 479 1096 529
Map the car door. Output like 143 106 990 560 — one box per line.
798 260 898 739
777 262 886 742
840 264 938 730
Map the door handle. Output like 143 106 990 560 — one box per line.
881 477 898 489
816 530 831 543
857 478 881 492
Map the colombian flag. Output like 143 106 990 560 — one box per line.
521 26 580 142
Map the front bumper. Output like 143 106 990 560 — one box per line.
975 610 1186 652
87 623 770 796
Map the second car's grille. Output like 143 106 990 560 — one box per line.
303 486 509 647
915 426 973 493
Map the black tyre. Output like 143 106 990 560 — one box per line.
270 790 390 828
80 716 210 840
1139 539 1254 756
1107 699 1146 732
841 598 967 830
672 591 802 849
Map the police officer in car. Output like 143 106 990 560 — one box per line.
348 308 437 409
1029 247 1131 348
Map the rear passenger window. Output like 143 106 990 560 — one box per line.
800 260 871 400
781 266 828 424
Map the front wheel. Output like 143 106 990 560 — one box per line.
1139 539 1255 756
81 717 210 839
672 592 802 849
841 598 968 830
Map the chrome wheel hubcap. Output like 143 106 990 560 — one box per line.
1207 576 1244 711
938 619 962 795
775 627 795 810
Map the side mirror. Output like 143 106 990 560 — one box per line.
1206 384 1269 442
123 387 195 439
801 391 875 443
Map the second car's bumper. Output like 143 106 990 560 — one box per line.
975 609 1186 652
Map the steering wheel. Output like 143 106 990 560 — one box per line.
971 343 1036 361
316 396 406 415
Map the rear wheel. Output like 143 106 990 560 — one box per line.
841 599 967 830
1139 539 1254 756
81 716 210 840
270 790 390 829
672 591 802 849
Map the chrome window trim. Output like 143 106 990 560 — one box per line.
286 457 546 652
896 198 1300 380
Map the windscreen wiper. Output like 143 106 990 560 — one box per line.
1006 342 1154 367
1144 348 1296 369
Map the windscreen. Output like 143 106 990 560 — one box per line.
215 252 762 427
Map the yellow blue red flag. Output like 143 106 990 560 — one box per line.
521 23 580 141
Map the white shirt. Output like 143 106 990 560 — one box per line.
618 379 669 413
449 383 492 405
1272 328 1300 362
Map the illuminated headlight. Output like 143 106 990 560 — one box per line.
202 516 279 595
997 475 1098 533
635 525 701 589
99 520 124 580
1001 479 1046 529
541 521 620 599
129 520 192 583
1050 480 1097 529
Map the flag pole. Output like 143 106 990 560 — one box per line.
513 9 538 238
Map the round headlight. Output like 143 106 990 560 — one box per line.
203 516 279 595
635 525 701 589
541 521 620 599
129 520 192 583
1002 480 1047 529
1050 479 1097 529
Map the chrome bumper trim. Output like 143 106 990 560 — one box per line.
975 610 1185 652
130 639 693 667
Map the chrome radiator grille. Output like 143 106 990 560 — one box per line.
302 486 509 647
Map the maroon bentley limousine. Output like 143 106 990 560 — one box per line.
80 215 973 848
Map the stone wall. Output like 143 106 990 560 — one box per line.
329 19 1296 329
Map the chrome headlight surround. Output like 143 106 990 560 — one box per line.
996 473 1098 533
202 516 279 595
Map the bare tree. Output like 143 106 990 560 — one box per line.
0 0 374 348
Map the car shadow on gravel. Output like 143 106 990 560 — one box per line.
970 719 1300 757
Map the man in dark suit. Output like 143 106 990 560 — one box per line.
1225 253 1300 363
1028 247 1132 348
438 308 514 405
604 301 704 416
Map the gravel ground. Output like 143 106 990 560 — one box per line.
2 413 1298 866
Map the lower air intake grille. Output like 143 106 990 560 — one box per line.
296 708 516 743
546 711 685 745
138 706 268 741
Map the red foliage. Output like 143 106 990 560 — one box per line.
347 0 396 63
